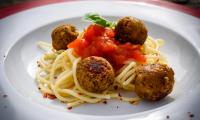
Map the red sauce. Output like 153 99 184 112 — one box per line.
68 24 146 70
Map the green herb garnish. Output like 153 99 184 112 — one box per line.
84 13 116 28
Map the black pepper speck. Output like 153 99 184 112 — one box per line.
166 115 170 119
189 114 194 118
3 94 7 98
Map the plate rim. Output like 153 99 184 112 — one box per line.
0 1 200 119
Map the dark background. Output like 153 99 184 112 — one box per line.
0 0 200 9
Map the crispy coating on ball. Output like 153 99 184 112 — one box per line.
76 56 115 93
51 24 78 50
135 64 174 101
115 16 148 45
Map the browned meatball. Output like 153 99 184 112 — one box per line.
134 64 174 101
115 16 148 45
76 56 115 93
51 24 78 50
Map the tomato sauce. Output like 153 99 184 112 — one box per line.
68 24 146 70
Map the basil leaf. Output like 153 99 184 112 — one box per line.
84 13 116 28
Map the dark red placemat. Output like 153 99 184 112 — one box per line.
0 0 200 19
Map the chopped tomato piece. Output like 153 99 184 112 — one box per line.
68 24 146 70
84 24 105 41
131 50 146 63
105 28 115 38
67 38 82 48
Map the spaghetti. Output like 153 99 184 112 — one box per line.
36 36 166 108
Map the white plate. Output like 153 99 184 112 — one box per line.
0 1 200 120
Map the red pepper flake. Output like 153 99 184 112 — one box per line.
129 101 135 104
103 100 107 104
3 94 7 98
43 93 48 98
129 100 140 105
114 85 118 90
43 93 56 99
118 93 122 97
166 115 170 119
78 92 82 95
47 94 56 99
54 76 57 79
68 106 72 110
